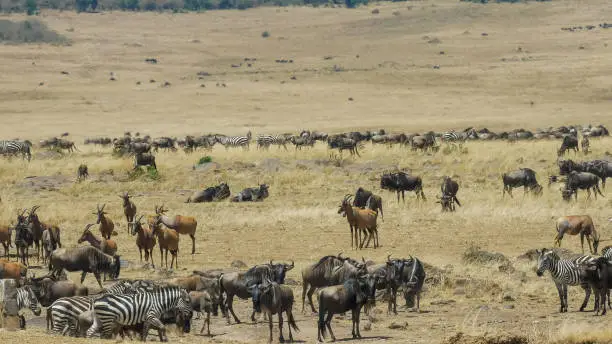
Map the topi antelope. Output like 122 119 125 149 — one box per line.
120 192 137 232
554 215 599 254
153 205 197 255
94 204 116 240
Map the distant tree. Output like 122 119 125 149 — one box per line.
26 0 38 15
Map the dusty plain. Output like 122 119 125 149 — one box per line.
0 0 612 343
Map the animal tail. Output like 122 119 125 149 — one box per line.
318 299 326 338
287 310 300 332
453 196 461 207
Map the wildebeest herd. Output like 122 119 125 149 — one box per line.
0 123 610 342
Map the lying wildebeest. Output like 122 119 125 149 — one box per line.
301 254 367 313
558 135 579 156
186 182 230 203
562 171 604 201
317 275 377 342
250 281 300 343
554 215 599 254
502 167 542 197
439 176 460 211
380 172 426 202
220 261 294 324
134 153 156 170
353 187 384 221
230 184 269 202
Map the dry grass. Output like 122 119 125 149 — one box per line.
0 0 611 343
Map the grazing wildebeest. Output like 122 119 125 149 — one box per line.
301 254 367 313
554 215 599 254
502 168 542 197
380 172 426 202
439 176 461 211
49 246 120 289
317 275 377 342
558 135 579 156
562 171 604 201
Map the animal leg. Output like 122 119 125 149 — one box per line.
190 234 195 255
94 271 104 289
325 313 335 342
580 233 585 254
227 295 241 324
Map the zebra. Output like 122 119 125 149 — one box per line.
17 285 42 316
214 131 251 150
86 286 192 340
0 140 32 161
440 131 465 150
48 280 139 336
536 248 599 313
256 134 289 150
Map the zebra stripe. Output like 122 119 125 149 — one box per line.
215 131 251 149
48 280 140 336
0 140 32 161
256 134 288 150
440 131 463 143
16 286 41 315
87 286 192 339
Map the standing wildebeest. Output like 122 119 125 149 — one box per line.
559 159 612 189
134 152 157 170
220 261 294 324
120 192 137 232
439 176 461 211
14 209 33 266
0 224 13 258
230 184 269 202
562 171 604 201
153 205 197 255
301 254 367 313
49 246 120 289
380 171 426 202
558 135 579 156
554 215 599 254
77 164 89 181
327 136 361 156
250 281 300 343
502 168 542 197
385 255 426 313
353 187 384 221
317 275 377 342
186 182 231 203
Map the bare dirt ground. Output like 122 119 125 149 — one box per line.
1 0 612 343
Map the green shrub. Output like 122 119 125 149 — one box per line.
197 156 212 165
261 30 270 38
25 0 37 14
128 166 160 181
117 0 138 10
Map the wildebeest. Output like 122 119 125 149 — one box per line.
439 176 461 211
559 159 612 189
250 281 300 343
554 215 599 254
134 152 157 170
327 136 361 156
317 275 377 342
14 209 33 266
186 182 231 203
502 168 542 197
220 261 294 324
562 171 604 201
77 164 89 181
380 172 426 202
558 135 579 156
577 257 612 315
353 187 384 221
49 246 120 289
231 184 269 202
301 254 367 313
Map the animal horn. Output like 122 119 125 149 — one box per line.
84 223 95 231
337 252 343 259
289 260 294 268
362 257 366 263
101 203 106 211
30 205 40 213
387 254 391 262
270 260 274 265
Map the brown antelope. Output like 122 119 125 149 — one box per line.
130 215 156 267
77 223 117 256
554 215 599 254
0 224 12 258
94 204 115 240
150 219 180 269
120 192 137 233
154 205 197 255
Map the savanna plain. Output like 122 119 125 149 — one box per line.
1 0 612 343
